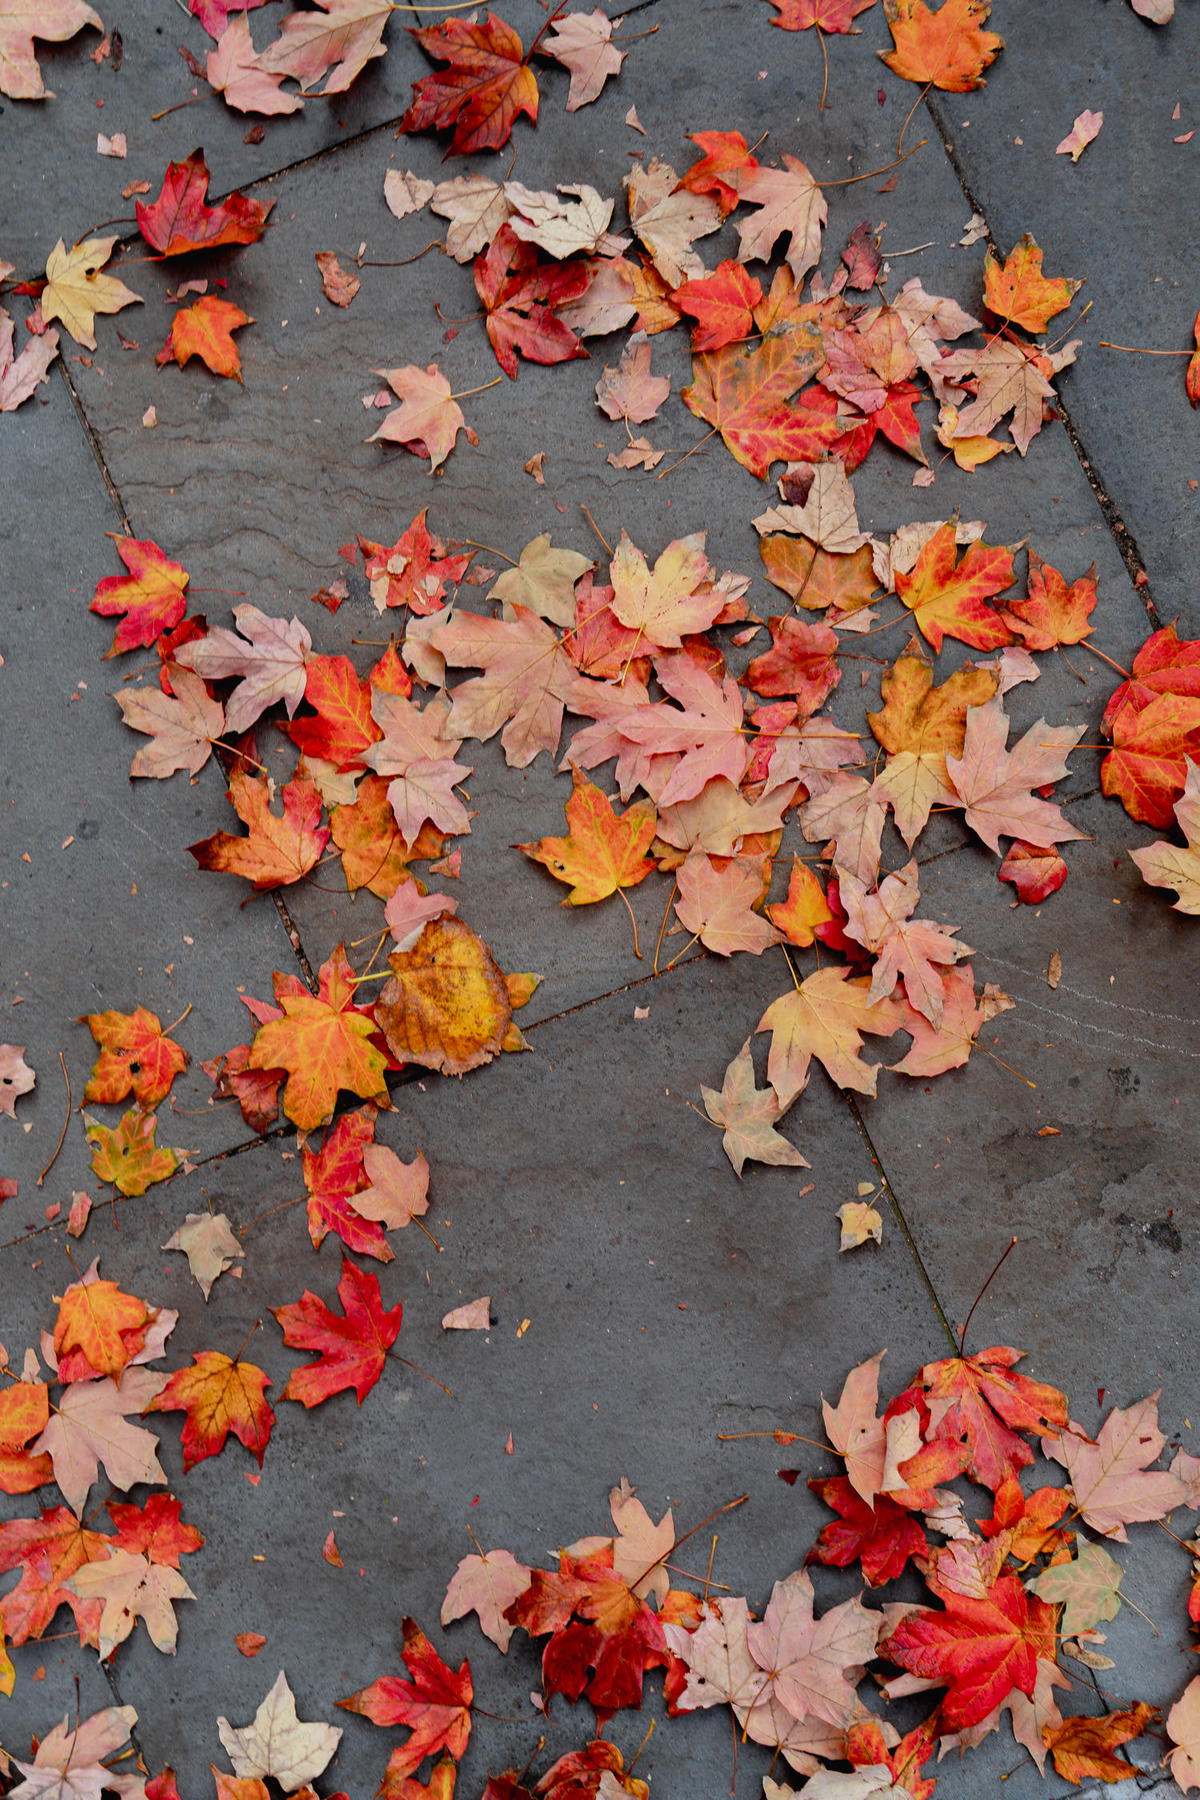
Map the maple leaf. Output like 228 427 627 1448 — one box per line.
473 224 589 379
89 536 189 659
595 332 670 423
0 305 58 410
137 150 272 254
1190 310 1200 409
755 458 868 555
206 13 304 115
674 260 763 352
919 1344 1068 1491
247 943 389 1130
1001 551 1096 652
107 1494 203 1567
9 1706 138 1800
376 917 513 1076
766 858 834 948
942 333 1072 455
81 1004 188 1108
675 856 782 956
369 364 477 472
1056 108 1104 161
840 861 971 1025
65 1546 194 1658
39 235 140 350
682 323 827 477
945 698 1085 853
149 1351 274 1470
892 523 1013 654
745 1568 881 1728
540 7 623 108
807 1476 927 1586
85 1107 180 1196
888 964 1013 1077
341 1619 472 1780
759 535 878 616
402 11 536 154
284 652 382 768
506 180 624 260
767 0 877 28
430 173 512 260
735 156 828 282
189 768 329 892
256 0 388 94
743 615 841 715
53 1274 152 1381
867 649 997 843
273 1257 402 1406
1168 1678 1200 1793
1103 692 1200 828
442 1548 531 1652
0 1379 51 1494
430 602 580 766
219 1670 342 1789
1028 1542 1123 1638
880 0 1002 90
346 1142 431 1237
115 664 225 779
1103 623 1200 732
700 1039 808 1178
1043 1702 1154 1785
0 1503 113 1646
625 155 722 286
881 1573 1053 1731
518 769 656 905
757 965 899 1102
0 0 100 97
677 129 760 215
799 772 887 887
1131 762 1200 910
606 530 722 650
996 839 1068 903
176 604 310 731
1043 1392 1188 1539
34 1368 167 1515
361 512 473 615
156 295 251 379
302 1106 392 1260
490 535 592 627
984 234 1081 334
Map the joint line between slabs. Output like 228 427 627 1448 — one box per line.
844 1094 957 1353
520 948 707 1033
56 358 133 535
920 91 1163 633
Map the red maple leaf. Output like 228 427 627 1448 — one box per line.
89 537 189 657
834 379 926 469
303 1105 392 1261
806 1475 928 1586
283 652 383 768
767 0 877 30
1103 624 1200 730
149 1351 275 1470
673 260 763 352
107 1495 204 1567
879 1573 1055 1731
918 1345 1069 1492
677 130 760 216
359 511 473 615
136 149 273 255
742 615 841 714
474 224 590 379
0 1505 112 1645
509 1547 667 1721
845 1719 937 1800
997 840 1068 904
272 1256 403 1406
402 12 538 155
339 1617 472 1780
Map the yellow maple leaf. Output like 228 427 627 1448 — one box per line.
42 235 141 350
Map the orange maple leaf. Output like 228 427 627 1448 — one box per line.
1188 309 1200 407
919 1345 1069 1490
89 537 189 659
1102 692 1200 828
155 296 252 380
188 767 329 891
331 774 446 899
983 234 1082 334
1044 1704 1156 1785
880 0 1003 92
759 534 879 614
518 769 657 905
402 13 538 155
273 1256 403 1406
284 652 383 768
681 325 831 477
149 1352 274 1471
0 1382 53 1495
0 1505 112 1646
893 523 1015 653
53 1277 152 1381
767 858 834 947
340 1618 472 1780
247 943 389 1131
1002 551 1097 651
81 1004 189 1108
375 917 513 1077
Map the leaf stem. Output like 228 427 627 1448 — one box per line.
447 376 503 400
957 1235 1019 1356
36 1052 72 1190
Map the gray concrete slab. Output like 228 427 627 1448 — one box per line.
913 0 1200 623
0 958 949 1795
0 374 306 1224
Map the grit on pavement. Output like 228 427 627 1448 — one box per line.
2 1 1199 1794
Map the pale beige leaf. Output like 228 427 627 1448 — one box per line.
595 330 670 424
541 7 624 108
0 307 57 411
1055 108 1103 160
609 1476 674 1603
206 13 304 115
745 1569 881 1729
0 0 101 99
675 855 782 957
609 529 719 647
700 1039 809 1178
175 604 311 735
662 1595 765 1712
1131 763 1200 912
441 1296 491 1330
754 461 867 554
490 534 593 627
1044 1392 1188 1539
624 157 721 286
65 1547 194 1658
945 699 1085 854
116 664 225 779
162 1211 243 1300
217 1670 342 1789
385 168 435 219
800 773 887 888
0 1042 34 1117
33 1367 167 1514
430 174 512 262
505 180 624 259
353 1143 430 1226
734 155 827 282
1168 1676 1200 1792
823 1352 887 1506
441 1546 530 1650
10 1705 137 1800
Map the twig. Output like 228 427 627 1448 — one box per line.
36 1052 71 1189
